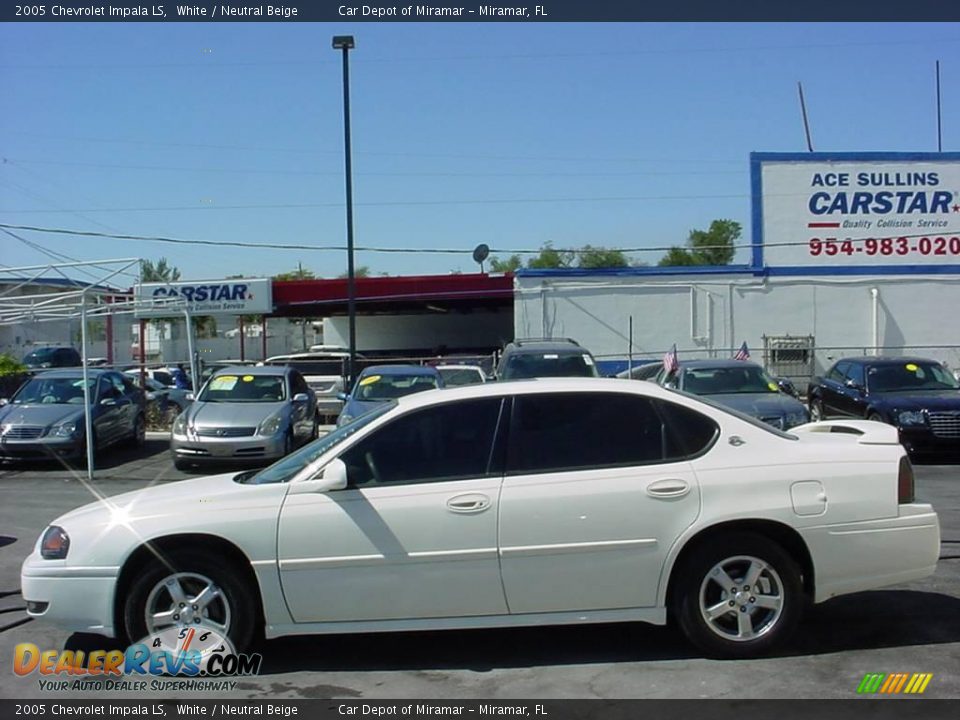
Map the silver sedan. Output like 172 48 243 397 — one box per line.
170 365 318 471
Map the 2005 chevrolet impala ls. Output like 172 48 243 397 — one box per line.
22 378 940 658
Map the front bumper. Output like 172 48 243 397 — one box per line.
21 554 118 636
171 431 287 464
898 426 960 455
0 435 84 461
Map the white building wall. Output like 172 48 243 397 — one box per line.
514 273 960 373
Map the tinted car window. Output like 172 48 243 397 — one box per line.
154 371 174 386
826 362 849 383
502 353 597 380
655 400 719 459
507 392 666 475
341 398 504 487
846 363 866 387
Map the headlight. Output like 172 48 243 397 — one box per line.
40 526 69 559
172 413 188 435
784 412 809 429
258 412 284 436
50 419 80 437
337 414 354 427
897 410 926 426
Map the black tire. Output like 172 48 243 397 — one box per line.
173 457 191 471
122 548 257 654
867 412 885 423
809 398 824 422
129 414 146 448
671 532 803 659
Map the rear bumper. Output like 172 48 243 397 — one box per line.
802 504 940 603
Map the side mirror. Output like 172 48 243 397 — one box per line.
0 398 8 407
336 392 349 401
185 392 195 401
100 398 117 407
289 458 348 495
777 378 799 397
292 393 310 403
844 379 864 394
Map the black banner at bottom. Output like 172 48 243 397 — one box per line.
1 700 958 720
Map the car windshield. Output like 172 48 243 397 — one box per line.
353 373 439 401
198 374 286 403
867 362 960 393
12 377 94 405
240 402 394 485
23 348 58 365
437 368 484 386
683 366 779 395
503 353 598 379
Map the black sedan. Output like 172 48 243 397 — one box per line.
807 356 960 455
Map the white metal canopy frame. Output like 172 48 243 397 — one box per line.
0 258 196 480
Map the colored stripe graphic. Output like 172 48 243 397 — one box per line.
857 673 932 694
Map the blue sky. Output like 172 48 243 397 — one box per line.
1 22 957 285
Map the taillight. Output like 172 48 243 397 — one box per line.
898 456 915 504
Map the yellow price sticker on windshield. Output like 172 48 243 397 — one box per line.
768 382 779 392
210 376 238 391
359 375 381 386
242 375 254 382
905 363 918 372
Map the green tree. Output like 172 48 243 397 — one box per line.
140 257 181 283
658 219 742 267
489 255 523 273
577 245 629 269
273 265 317 281
337 266 371 279
528 242 575 269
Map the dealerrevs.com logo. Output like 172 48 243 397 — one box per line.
13 627 262 692
857 673 934 695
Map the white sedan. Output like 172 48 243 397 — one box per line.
21 378 940 658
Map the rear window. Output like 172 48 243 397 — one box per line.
502 352 598 380
270 360 345 376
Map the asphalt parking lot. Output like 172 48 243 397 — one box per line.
0 444 958 701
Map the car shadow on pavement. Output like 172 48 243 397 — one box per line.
0 439 169 474
59 589 960 674
251 589 960 674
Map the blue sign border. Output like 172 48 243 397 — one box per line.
750 151 960 276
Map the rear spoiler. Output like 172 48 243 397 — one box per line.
791 419 901 445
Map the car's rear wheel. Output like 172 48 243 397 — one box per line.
809 399 824 422
672 532 803 658
122 549 256 654
867 412 885 423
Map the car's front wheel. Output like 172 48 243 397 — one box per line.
122 549 257 654
671 532 803 658
809 398 824 422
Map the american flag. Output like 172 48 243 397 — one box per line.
663 343 679 374
733 341 750 361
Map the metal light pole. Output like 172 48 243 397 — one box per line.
333 34 357 388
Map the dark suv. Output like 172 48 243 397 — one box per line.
22 347 82 370
496 338 600 381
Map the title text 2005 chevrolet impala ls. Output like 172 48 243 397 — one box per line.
22 378 939 658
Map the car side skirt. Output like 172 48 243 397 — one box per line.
265 606 667 639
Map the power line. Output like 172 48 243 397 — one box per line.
0 192 749 214
2 222 958 258
1 157 744 178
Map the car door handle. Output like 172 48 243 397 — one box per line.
446 493 491 514
646 478 691 499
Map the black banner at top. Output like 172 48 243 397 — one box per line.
2 0 960 22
